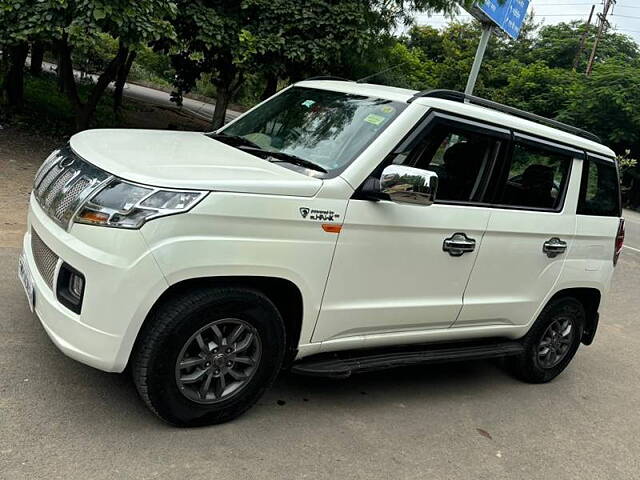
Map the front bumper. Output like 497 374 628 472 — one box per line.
23 194 168 372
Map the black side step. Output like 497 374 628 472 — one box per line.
291 341 524 378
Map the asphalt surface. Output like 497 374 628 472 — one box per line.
1 216 640 479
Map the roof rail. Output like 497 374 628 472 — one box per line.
408 89 601 144
302 76 353 82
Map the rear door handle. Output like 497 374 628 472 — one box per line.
543 237 567 258
443 233 476 257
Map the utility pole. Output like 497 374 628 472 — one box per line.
586 0 616 76
465 24 493 96
573 4 596 70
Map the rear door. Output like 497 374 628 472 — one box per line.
455 133 581 328
572 153 621 278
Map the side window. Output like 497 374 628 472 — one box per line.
493 141 572 210
390 122 502 203
578 159 621 217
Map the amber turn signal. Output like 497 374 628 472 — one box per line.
322 224 342 234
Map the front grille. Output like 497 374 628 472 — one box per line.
33 146 110 229
55 178 90 220
31 230 59 289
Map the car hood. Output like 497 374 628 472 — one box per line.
69 129 323 197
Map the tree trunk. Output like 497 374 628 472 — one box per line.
58 38 128 131
0 48 8 105
261 74 278 101
57 39 81 108
114 49 136 112
5 43 29 109
56 41 70 93
212 85 231 130
30 42 45 76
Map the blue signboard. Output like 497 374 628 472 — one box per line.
473 0 531 39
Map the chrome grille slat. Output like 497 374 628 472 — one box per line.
55 178 90 220
34 156 59 188
43 170 74 208
33 146 110 230
31 230 58 289
36 165 63 197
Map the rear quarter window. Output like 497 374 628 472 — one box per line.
577 158 621 217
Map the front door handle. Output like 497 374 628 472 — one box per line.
443 233 476 257
543 237 567 258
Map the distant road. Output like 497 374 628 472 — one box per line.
38 60 242 125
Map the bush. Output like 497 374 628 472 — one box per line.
12 72 118 135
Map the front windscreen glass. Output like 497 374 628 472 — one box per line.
218 87 407 176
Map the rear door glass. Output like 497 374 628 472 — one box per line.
492 141 573 210
578 158 621 217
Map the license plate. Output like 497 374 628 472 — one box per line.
18 252 35 312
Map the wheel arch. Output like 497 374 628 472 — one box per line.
547 287 601 345
138 276 304 367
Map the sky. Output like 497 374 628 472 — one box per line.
414 0 640 44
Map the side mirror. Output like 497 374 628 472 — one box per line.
378 165 438 206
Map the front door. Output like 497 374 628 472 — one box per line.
312 113 509 343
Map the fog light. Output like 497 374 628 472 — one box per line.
69 273 84 299
56 263 85 314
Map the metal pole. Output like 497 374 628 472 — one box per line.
586 0 615 76
465 24 493 97
573 4 596 70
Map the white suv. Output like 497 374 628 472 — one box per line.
19 80 624 426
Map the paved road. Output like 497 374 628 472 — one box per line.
1 213 640 479
38 61 242 124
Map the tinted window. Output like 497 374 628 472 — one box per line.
494 142 572 210
578 159 620 217
220 87 406 175
389 123 500 202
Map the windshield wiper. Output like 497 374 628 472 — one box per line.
206 133 328 173
206 132 262 150
238 146 328 173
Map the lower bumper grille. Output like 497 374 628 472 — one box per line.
31 230 59 288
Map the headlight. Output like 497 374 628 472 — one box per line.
74 179 207 229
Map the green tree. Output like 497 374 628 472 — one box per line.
169 0 476 129
1 0 176 129
560 60 640 151
531 21 640 71
0 0 52 108
52 0 176 130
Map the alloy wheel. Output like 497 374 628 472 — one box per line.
536 317 575 369
175 318 262 404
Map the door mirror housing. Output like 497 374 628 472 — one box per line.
374 165 438 206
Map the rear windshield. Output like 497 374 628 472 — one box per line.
577 158 621 217
220 87 407 175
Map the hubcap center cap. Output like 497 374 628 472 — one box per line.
213 354 228 367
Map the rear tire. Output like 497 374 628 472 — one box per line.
131 287 285 427
511 297 585 383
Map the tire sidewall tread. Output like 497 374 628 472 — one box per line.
512 296 585 384
131 286 285 427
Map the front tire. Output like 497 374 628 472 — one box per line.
131 287 285 427
511 297 585 383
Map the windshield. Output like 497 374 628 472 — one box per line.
219 87 407 176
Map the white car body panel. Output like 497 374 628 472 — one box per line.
313 202 491 341
455 157 582 328
70 129 323 197
139 183 349 348
26 196 168 371
21 80 621 373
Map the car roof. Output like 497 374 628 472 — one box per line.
294 80 615 159
296 80 417 103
